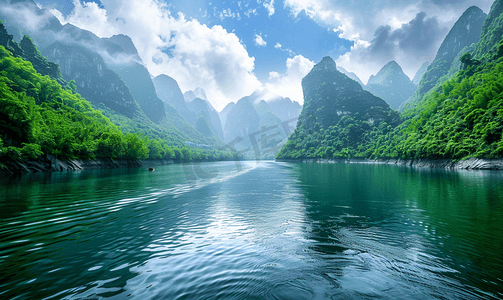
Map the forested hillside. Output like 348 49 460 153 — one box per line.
0 42 233 163
278 1 503 162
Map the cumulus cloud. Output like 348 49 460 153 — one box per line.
337 11 447 83
274 42 282 49
284 0 493 82
265 55 315 104
53 0 113 37
51 0 261 111
254 34 267 47
263 0 275 17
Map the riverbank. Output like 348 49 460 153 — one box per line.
276 157 503 170
0 155 145 175
0 156 238 175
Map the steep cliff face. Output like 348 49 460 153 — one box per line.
110 62 166 123
0 0 62 48
414 7 487 96
365 61 417 110
0 22 64 85
153 74 197 124
186 97 224 140
219 102 235 129
301 57 394 129
412 62 429 85
222 97 260 144
44 41 141 118
473 0 503 59
278 57 399 159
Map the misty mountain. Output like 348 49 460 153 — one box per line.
184 87 208 102
246 89 302 126
278 57 399 159
0 0 226 147
152 75 197 125
0 22 65 86
365 61 417 110
402 6 487 110
412 62 429 85
109 60 166 124
185 94 224 140
222 96 260 145
337 66 364 86
0 0 63 48
219 102 235 131
375 0 503 160
220 90 295 157
45 41 142 119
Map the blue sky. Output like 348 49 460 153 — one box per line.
35 0 494 110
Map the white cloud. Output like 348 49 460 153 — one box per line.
244 8 257 18
254 34 267 47
263 0 275 17
55 0 114 38
274 42 282 49
265 55 315 105
284 0 494 82
50 0 262 111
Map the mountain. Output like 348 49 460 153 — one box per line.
402 6 487 110
0 39 150 161
183 88 223 140
365 61 417 110
473 0 503 59
337 66 364 86
222 96 260 146
186 96 224 140
374 0 503 160
103 34 143 64
0 0 228 148
278 56 399 159
184 87 208 102
246 88 302 123
0 0 63 48
153 74 197 124
412 62 429 85
44 41 142 119
108 60 166 123
0 22 65 85
220 90 293 157
219 102 235 130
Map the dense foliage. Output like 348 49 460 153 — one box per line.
278 2 503 162
0 45 148 161
277 57 400 159
402 6 486 111
0 45 234 163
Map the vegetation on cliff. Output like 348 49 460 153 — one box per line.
0 44 233 163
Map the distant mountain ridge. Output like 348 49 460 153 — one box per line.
337 66 364 86
365 61 417 110
0 0 225 148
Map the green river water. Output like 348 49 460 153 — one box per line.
1 161 502 299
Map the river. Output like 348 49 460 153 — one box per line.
1 161 502 299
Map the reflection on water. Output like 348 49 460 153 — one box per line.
1 162 502 299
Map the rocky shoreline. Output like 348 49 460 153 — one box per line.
0 155 146 175
276 157 503 170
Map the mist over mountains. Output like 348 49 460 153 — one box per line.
1 0 503 165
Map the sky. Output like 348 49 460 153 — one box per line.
34 0 494 110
